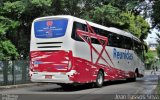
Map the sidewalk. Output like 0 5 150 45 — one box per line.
145 70 160 76
0 83 46 90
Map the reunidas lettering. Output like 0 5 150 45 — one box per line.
113 48 133 60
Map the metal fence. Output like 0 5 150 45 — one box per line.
0 60 30 86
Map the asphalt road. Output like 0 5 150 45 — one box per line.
0 70 160 100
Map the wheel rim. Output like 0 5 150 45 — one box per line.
97 73 103 85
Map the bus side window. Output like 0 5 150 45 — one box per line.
95 29 109 45
99 30 108 37
116 35 124 48
91 38 100 44
71 22 84 42
124 37 132 50
112 34 118 47
91 27 100 34
134 41 144 61
83 24 88 32
134 41 139 53
108 33 112 46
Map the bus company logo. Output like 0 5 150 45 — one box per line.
113 48 133 60
46 21 53 27
34 61 43 65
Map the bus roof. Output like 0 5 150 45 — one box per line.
33 15 141 43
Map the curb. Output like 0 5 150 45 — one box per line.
0 83 47 90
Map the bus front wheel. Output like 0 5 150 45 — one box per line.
95 71 104 88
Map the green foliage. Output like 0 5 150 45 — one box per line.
102 0 141 11
144 50 158 69
2 1 25 13
61 0 81 16
0 16 20 36
30 0 52 7
84 4 122 26
0 0 55 60
84 4 150 39
145 50 154 66
152 0 160 29
157 45 160 58
0 40 19 60
0 0 150 60
0 12 20 60
156 33 160 59
0 1 23 60
121 12 150 39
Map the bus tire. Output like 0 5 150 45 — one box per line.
95 71 104 88
131 75 136 82
135 69 139 77
126 73 136 82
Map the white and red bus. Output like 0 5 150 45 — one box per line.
30 15 145 87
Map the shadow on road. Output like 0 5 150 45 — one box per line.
33 74 160 92
33 79 136 92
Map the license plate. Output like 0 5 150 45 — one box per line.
45 75 52 79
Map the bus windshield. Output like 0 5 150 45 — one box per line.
34 19 68 38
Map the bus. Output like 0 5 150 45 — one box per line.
30 15 145 88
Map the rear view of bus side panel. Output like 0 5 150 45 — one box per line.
69 20 135 83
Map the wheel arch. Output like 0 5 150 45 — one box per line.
99 68 104 78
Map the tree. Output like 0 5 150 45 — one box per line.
0 15 19 60
0 40 18 60
156 33 160 58
152 0 160 29
101 0 143 12
83 4 150 40
144 50 154 69
0 0 54 60
121 12 150 40
0 0 151 60
157 45 160 58
83 4 122 26
152 0 160 59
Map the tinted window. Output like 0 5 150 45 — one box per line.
71 21 134 50
124 36 133 50
112 34 119 47
134 41 144 61
116 35 124 48
71 22 88 42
